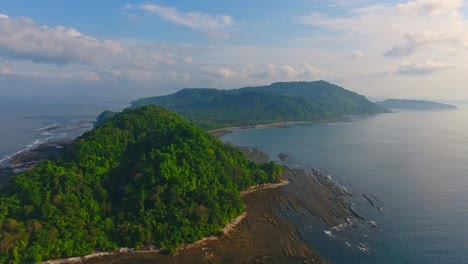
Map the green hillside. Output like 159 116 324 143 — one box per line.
0 106 282 263
131 81 388 130
132 88 330 129
243 81 388 116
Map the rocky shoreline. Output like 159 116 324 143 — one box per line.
0 139 73 186
76 164 354 264
1 136 357 264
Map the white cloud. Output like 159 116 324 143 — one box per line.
0 14 208 84
395 59 450 76
302 62 324 77
0 16 125 65
124 4 233 39
297 0 468 100
204 66 238 80
384 30 467 58
2 2 468 100
200 62 326 87
301 0 468 58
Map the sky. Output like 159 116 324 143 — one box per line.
0 0 468 100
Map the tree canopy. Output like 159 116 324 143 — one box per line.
0 106 282 263
130 81 388 130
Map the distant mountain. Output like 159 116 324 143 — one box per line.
376 99 457 110
0 106 282 262
243 81 388 116
130 81 388 130
132 88 330 129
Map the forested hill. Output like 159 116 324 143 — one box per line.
243 81 388 116
131 89 330 129
130 81 388 129
0 106 282 263
376 99 457 110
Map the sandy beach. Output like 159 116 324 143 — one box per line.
208 116 358 137
209 122 309 137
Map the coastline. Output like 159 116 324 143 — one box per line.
2 125 356 264
0 139 73 186
208 116 362 137
79 173 333 264
209 121 311 137
79 165 354 264
44 180 292 264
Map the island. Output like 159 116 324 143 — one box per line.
128 81 389 130
375 99 457 110
0 80 382 263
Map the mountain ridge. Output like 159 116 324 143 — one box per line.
130 81 388 130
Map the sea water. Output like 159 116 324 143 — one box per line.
0 96 128 166
2 97 467 263
222 107 468 264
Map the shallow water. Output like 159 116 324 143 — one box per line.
222 108 468 264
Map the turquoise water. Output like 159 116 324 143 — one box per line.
222 108 468 264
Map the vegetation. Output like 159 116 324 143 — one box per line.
94 110 117 127
0 106 282 263
243 81 389 116
376 99 457 110
130 81 388 129
132 88 330 129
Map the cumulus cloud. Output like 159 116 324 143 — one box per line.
0 15 124 65
302 62 324 77
384 30 466 57
200 63 326 86
124 4 233 39
0 14 209 84
395 59 449 76
204 66 238 80
301 0 468 58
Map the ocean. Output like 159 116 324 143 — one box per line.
1 97 467 263
222 107 468 264
0 96 129 167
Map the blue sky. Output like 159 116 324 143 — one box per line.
1 0 468 100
